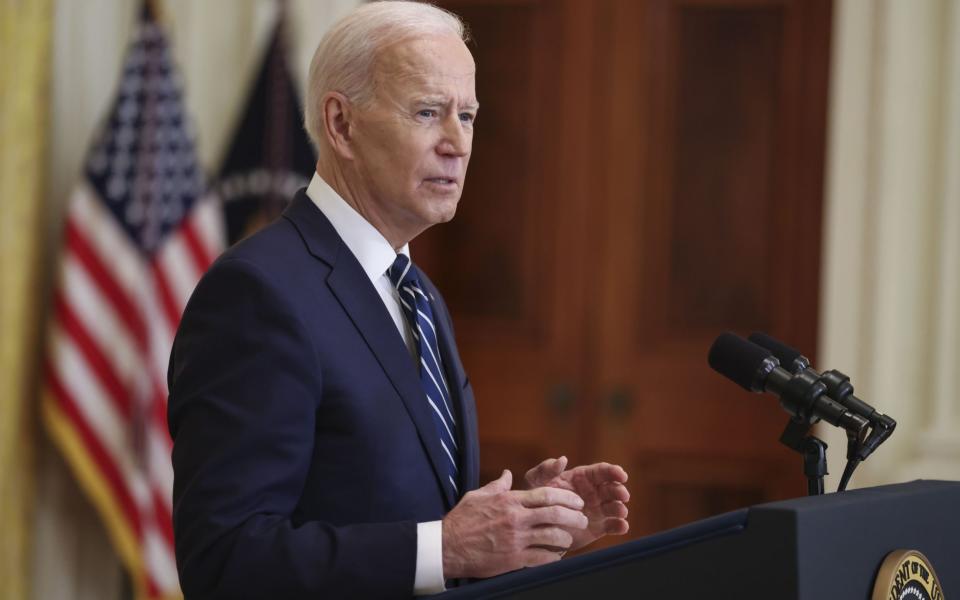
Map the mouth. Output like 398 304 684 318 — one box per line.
423 177 458 186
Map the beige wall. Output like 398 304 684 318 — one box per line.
34 1 358 598
819 0 960 489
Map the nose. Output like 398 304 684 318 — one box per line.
437 114 471 158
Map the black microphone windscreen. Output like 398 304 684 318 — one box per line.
749 332 804 367
708 332 774 391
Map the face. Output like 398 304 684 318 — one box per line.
346 34 477 246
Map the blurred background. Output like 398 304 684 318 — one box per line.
1 0 958 598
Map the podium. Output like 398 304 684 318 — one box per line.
439 480 959 599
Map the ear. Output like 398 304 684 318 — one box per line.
322 91 356 160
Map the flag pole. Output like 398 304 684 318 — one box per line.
144 0 166 24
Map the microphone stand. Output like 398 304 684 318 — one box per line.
779 419 828 496
837 415 893 492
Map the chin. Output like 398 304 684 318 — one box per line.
437 199 460 223
424 195 460 224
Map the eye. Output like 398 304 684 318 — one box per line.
459 112 476 125
417 109 438 119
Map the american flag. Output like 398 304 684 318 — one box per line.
43 7 222 598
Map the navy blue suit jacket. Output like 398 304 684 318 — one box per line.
167 190 480 599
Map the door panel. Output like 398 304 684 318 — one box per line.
595 0 831 537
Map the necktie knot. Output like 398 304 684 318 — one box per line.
388 253 417 289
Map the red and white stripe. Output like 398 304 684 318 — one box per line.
45 180 222 597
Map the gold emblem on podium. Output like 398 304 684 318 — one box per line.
873 550 945 600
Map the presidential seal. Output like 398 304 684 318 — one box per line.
873 550 945 600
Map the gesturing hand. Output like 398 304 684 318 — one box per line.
441 470 589 579
523 456 630 552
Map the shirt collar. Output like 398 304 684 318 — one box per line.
306 172 410 284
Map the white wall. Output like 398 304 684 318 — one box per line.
819 0 960 490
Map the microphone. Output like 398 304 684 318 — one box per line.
746 332 810 373
747 332 896 461
708 332 869 436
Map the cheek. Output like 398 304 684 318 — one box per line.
401 150 434 185
367 128 438 188
368 143 415 186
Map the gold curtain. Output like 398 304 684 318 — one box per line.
0 0 53 598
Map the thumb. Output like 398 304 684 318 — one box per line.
481 469 513 494
554 455 569 474
526 456 568 486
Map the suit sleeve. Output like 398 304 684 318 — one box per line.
167 257 416 599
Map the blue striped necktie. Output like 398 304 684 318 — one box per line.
388 254 460 498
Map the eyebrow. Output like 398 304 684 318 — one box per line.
417 96 480 111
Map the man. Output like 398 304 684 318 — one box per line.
168 2 630 598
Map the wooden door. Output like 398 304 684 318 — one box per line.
592 0 832 537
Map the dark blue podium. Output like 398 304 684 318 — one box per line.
439 480 959 599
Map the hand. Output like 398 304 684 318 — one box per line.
524 456 630 552
441 469 589 579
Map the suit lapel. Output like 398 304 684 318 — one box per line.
283 193 457 510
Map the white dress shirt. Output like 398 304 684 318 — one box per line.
306 172 446 595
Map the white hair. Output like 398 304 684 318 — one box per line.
303 1 468 150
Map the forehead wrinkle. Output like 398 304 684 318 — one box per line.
371 36 475 100
376 63 475 92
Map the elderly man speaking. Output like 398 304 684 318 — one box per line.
167 2 630 597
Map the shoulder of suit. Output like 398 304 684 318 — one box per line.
219 217 305 265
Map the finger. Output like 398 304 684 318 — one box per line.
599 500 628 519
516 486 584 510
525 506 589 530
580 462 628 485
556 455 568 473
480 469 513 494
521 547 564 569
525 526 573 550
525 456 567 486
529 544 568 554
598 482 630 503
601 517 629 535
